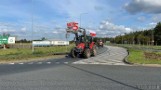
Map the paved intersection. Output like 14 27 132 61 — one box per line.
6 46 128 66
73 46 128 65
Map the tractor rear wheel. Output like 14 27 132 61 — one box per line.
84 49 91 58
91 46 97 56
70 48 77 58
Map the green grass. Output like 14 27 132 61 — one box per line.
0 45 74 62
111 44 161 65
128 49 161 64
114 44 161 50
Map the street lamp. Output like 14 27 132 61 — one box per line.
80 13 88 27
31 0 34 52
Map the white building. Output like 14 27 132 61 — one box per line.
32 39 69 47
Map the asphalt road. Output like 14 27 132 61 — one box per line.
0 46 161 90
73 46 128 65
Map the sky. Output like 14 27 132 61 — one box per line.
0 0 161 40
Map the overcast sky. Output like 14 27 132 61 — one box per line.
0 0 161 40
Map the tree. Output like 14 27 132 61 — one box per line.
113 22 161 45
2 33 10 37
41 37 47 41
154 22 161 45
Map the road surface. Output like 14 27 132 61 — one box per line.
73 46 128 65
0 46 161 90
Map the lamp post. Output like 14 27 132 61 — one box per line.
80 13 88 27
31 0 34 52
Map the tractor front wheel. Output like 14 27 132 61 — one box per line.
84 49 91 58
70 48 77 58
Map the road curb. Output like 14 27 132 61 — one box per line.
123 49 134 65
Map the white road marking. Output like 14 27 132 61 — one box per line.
19 63 24 65
64 62 68 64
37 62 42 64
47 62 51 64
28 62 33 64
9 63 15 65
114 63 127 65
55 62 60 64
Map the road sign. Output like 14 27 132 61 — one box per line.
8 37 15 44
0 36 8 44
0 36 15 44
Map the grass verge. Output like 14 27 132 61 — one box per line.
112 44 161 65
128 49 161 65
0 45 74 63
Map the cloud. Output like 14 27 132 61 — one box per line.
152 14 161 22
94 5 104 11
21 27 27 32
137 16 146 22
52 31 59 34
149 22 157 26
124 0 161 14
147 22 157 29
0 28 15 33
0 22 16 33
98 20 132 37
41 0 106 18
1 0 158 39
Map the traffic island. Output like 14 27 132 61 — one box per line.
122 48 161 67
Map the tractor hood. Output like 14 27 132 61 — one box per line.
76 43 85 49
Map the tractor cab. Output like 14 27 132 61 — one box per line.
78 35 85 43
77 35 92 43
76 35 93 46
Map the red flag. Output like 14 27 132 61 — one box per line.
67 22 78 31
72 26 78 31
90 31 96 37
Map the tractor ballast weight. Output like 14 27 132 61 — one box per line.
66 22 97 58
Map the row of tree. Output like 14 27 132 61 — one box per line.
114 22 161 45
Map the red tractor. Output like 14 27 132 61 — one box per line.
66 22 97 58
97 39 104 47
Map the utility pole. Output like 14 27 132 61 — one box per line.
152 29 154 46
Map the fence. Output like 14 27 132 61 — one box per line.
9 44 32 49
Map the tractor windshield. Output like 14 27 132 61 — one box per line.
78 36 85 43
77 36 92 43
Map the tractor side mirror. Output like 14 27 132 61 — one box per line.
90 37 93 43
